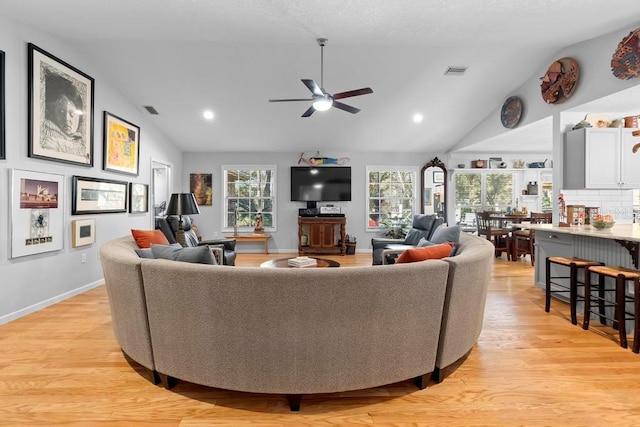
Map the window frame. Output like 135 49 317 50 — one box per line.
453 169 516 220
222 164 277 233
366 165 418 232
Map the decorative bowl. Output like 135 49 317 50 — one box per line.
591 220 615 230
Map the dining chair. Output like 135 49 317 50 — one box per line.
475 211 511 260
512 212 552 265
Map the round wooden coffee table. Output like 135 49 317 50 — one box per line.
260 257 340 268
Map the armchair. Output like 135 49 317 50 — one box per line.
371 214 444 265
156 216 236 266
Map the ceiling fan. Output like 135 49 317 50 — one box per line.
269 38 373 117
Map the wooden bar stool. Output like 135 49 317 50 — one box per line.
545 257 604 325
583 265 640 353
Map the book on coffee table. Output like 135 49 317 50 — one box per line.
288 256 318 268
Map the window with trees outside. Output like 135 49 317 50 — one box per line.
223 165 276 231
454 171 514 222
367 167 417 231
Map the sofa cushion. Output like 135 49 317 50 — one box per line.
430 225 461 244
404 228 430 246
131 229 170 248
150 243 217 265
135 243 182 259
396 242 454 263
417 237 434 247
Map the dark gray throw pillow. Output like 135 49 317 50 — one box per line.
136 243 182 259
150 243 217 265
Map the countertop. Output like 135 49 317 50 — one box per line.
525 223 640 242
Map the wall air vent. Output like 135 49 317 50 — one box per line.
143 105 160 115
444 66 468 76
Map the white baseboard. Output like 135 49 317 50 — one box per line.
0 280 103 325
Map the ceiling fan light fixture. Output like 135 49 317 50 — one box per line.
313 98 333 111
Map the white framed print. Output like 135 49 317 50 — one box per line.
71 218 96 247
10 169 65 258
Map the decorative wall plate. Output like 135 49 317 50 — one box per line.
611 28 640 80
500 96 523 128
540 57 579 104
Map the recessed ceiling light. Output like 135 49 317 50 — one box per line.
413 113 424 123
203 110 214 120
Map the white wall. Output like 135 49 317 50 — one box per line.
453 21 640 222
0 15 183 323
182 151 444 252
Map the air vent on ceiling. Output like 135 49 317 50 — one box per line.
143 105 160 115
444 66 468 76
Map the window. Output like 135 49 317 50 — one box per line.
454 171 514 222
366 167 417 230
223 165 276 231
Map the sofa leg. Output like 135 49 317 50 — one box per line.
413 373 430 390
286 394 302 411
431 368 444 384
158 373 177 389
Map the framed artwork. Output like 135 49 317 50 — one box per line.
28 43 94 166
424 188 432 205
72 175 128 215
0 49 5 160
129 182 149 213
103 111 140 176
190 173 213 206
433 171 444 184
10 169 65 259
71 218 96 247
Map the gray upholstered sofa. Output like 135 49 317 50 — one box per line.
100 232 493 410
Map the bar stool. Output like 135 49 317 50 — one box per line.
583 265 640 353
545 257 604 325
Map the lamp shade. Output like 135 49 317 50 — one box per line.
166 193 200 216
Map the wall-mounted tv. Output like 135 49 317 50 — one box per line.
290 166 351 202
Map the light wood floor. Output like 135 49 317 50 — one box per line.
2 253 640 426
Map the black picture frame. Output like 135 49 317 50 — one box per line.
129 182 149 213
103 111 140 176
72 175 128 215
28 43 94 166
433 170 444 184
0 50 5 160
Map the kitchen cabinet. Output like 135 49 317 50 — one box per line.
564 127 640 189
298 216 346 255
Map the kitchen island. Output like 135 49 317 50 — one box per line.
529 223 638 330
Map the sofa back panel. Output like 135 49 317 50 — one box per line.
100 236 155 371
436 233 494 368
141 259 450 394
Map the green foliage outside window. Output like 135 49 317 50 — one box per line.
225 168 275 229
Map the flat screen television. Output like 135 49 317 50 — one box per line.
290 166 351 202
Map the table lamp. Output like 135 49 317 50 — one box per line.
166 192 200 246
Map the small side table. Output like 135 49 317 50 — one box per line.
225 233 271 254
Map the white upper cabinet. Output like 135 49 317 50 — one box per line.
564 128 640 189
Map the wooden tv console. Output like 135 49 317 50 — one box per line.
297 216 346 255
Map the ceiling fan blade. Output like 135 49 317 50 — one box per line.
301 105 316 117
333 87 373 100
269 98 313 102
332 101 360 114
301 79 324 96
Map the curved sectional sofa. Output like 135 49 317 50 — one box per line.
100 232 494 410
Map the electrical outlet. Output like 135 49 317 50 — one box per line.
213 231 219 237
81 253 87 263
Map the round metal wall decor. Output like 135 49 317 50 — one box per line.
540 57 579 104
611 28 640 80
500 96 523 128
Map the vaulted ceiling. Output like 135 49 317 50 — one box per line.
3 0 640 154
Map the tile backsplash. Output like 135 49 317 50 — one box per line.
561 189 634 223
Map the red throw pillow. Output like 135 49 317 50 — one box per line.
131 229 170 248
396 242 454 264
